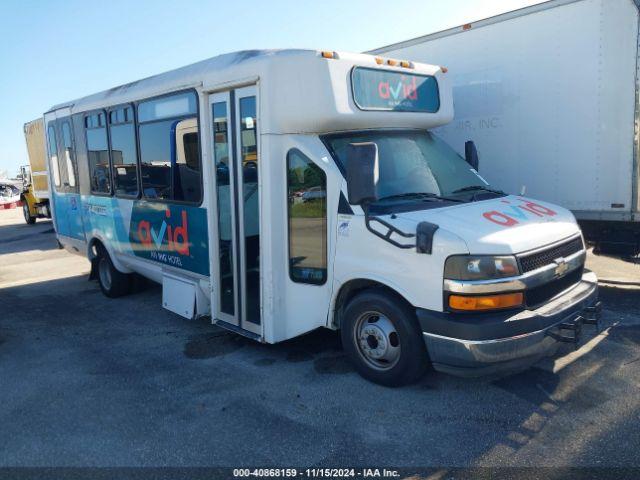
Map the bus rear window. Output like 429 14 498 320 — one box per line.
351 67 440 113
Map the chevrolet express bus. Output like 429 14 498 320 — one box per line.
42 49 600 385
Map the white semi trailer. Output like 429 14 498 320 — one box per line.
371 0 640 255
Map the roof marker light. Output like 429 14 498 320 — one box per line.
321 51 337 59
375 57 384 65
400 60 413 68
440 66 449 73
463 23 472 31
387 59 398 66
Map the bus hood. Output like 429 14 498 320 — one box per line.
392 196 580 255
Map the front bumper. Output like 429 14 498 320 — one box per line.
417 270 600 377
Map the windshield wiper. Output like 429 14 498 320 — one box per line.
377 192 463 203
452 185 505 195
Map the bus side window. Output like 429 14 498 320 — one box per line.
47 124 61 189
138 91 201 203
61 121 77 189
85 112 112 195
109 106 139 197
287 149 327 285
174 118 202 203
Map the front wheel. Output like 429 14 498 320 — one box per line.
96 247 132 298
341 289 429 387
23 202 36 224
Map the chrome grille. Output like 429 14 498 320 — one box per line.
525 267 583 307
518 236 584 273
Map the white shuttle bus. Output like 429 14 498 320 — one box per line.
43 49 600 385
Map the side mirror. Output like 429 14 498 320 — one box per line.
346 142 379 205
465 140 479 171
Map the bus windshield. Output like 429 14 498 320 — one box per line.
323 130 493 208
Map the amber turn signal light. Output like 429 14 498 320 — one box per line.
449 292 523 311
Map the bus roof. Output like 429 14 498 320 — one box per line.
48 49 307 113
47 48 454 135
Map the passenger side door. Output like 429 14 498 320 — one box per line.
59 117 85 241
45 118 69 237
279 136 340 338
208 86 261 337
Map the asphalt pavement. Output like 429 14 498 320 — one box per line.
1 208 639 470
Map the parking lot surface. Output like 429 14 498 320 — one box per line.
1 208 639 468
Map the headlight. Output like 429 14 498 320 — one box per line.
444 255 520 281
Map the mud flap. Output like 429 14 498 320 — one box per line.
162 273 196 319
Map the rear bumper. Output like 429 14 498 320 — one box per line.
417 271 600 377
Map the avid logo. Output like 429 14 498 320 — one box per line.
483 199 557 227
378 76 418 102
137 209 190 255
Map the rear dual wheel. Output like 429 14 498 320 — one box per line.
96 246 132 298
341 289 429 387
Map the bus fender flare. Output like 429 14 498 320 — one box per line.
329 274 416 329
87 235 133 279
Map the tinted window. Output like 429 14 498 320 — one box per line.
139 120 172 200
138 92 197 122
85 112 111 194
47 124 61 188
62 122 72 146
61 121 76 188
184 133 199 169
174 119 202 203
352 67 440 112
138 92 201 203
240 97 257 167
109 106 138 197
212 101 234 316
239 95 260 323
287 149 327 284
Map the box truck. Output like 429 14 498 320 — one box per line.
22 118 51 223
370 0 640 255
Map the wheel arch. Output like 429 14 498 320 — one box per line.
86 235 132 275
330 277 415 329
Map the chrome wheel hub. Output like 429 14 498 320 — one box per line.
354 312 401 371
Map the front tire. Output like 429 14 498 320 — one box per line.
96 247 132 298
23 202 36 224
341 289 429 387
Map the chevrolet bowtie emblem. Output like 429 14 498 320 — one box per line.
554 257 569 277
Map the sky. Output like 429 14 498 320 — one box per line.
0 0 545 178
